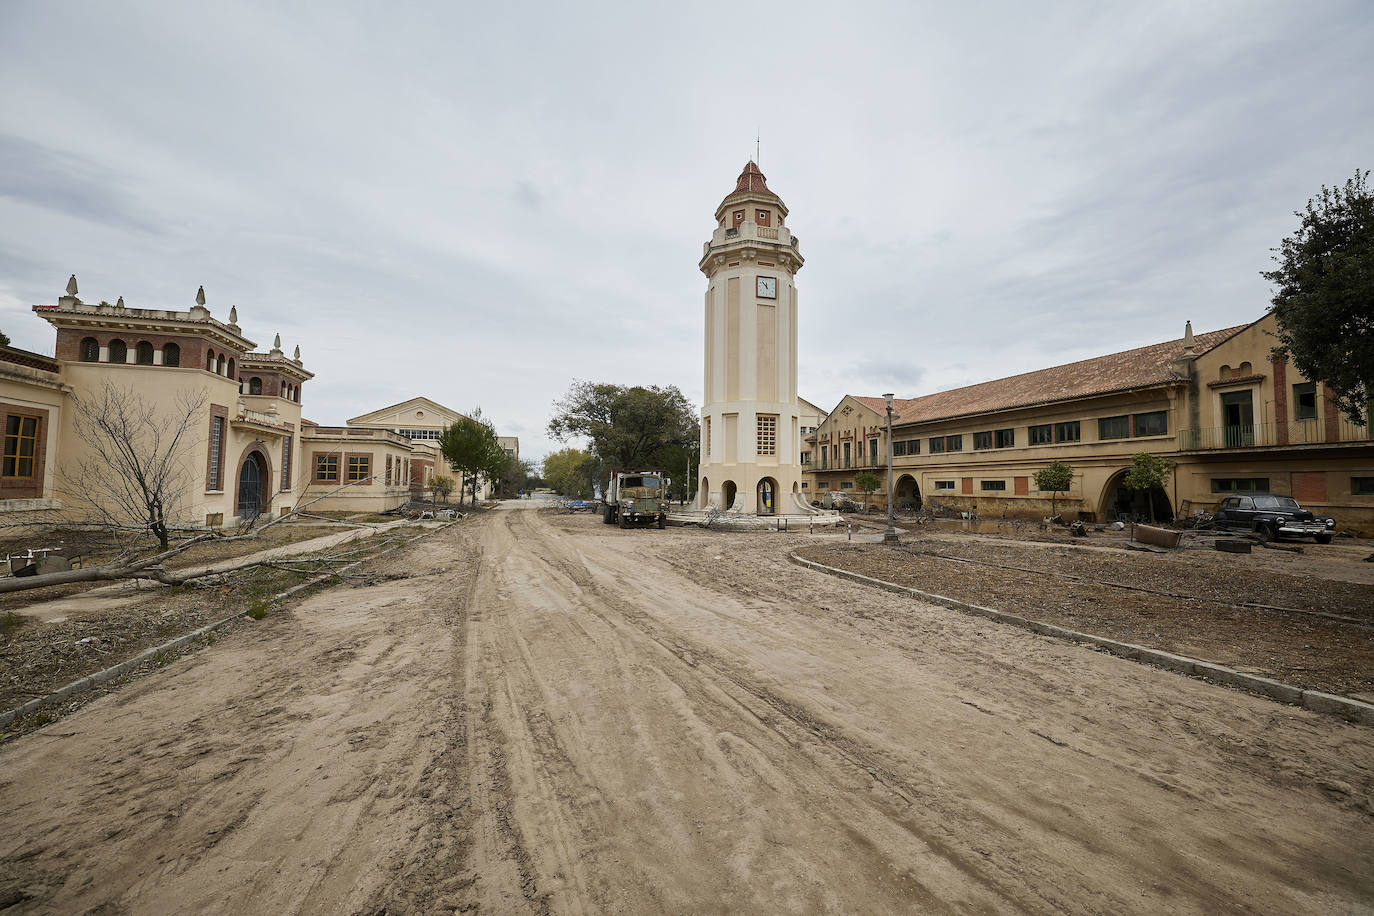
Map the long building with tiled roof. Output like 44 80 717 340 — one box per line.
805 314 1374 527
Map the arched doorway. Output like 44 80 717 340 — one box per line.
757 477 778 515
721 480 737 512
699 477 710 509
237 452 268 520
1100 469 1173 523
895 474 920 510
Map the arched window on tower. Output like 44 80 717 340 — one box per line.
227 358 235 379
163 343 180 367
136 341 154 365
206 350 217 372
216 354 226 375
249 377 262 395
79 337 99 362
108 339 127 364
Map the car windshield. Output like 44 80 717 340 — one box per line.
623 476 660 488
1253 496 1298 509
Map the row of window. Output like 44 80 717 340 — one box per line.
394 428 443 440
886 411 1170 456
1212 476 1374 496
79 337 183 367
238 376 302 402
314 454 371 483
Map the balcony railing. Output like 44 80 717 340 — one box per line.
1179 418 1371 450
757 227 779 239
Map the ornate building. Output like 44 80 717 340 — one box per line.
697 162 810 514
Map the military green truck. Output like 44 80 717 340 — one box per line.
602 469 670 529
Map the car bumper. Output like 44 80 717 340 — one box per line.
1277 524 1328 536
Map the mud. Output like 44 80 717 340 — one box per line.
1 504 1370 913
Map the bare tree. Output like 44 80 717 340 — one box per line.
63 384 205 550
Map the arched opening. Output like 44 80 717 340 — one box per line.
757 477 778 515
237 450 269 519
249 377 263 395
136 341 154 365
699 477 710 509
163 342 180 367
227 358 235 379
1100 469 1173 524
721 480 737 512
79 337 99 362
216 355 226 375
206 349 217 372
895 474 921 510
108 339 127 364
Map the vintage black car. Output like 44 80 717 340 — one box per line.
1213 493 1336 543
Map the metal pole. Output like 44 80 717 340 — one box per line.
883 393 899 543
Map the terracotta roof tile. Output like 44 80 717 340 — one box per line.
718 160 782 209
852 324 1248 426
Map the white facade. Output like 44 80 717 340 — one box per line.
697 162 809 514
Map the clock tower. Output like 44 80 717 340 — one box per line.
698 161 806 514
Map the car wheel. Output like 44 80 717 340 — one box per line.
657 516 666 529
1315 533 1333 544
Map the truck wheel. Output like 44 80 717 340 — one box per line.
1315 533 1333 544
618 513 629 529
656 516 666 529
602 505 615 525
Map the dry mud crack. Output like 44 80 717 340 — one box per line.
1 503 1371 914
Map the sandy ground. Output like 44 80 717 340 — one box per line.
1 503 1372 913
12 520 419 624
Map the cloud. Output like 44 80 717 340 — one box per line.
1 1 1371 460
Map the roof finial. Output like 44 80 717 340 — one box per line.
229 305 238 324
66 274 78 296
196 285 206 306
273 332 281 349
1183 320 1195 356
115 296 125 309
293 344 301 362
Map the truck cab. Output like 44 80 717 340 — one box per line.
602 470 669 529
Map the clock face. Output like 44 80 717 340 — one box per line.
757 276 777 299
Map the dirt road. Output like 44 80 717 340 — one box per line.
2 503 1371 913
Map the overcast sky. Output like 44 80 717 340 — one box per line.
2 1 1370 461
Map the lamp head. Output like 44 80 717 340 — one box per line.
883 393 894 410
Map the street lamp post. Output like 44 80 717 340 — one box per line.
883 393 899 543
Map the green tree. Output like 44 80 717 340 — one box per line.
852 471 883 507
494 457 540 498
0 330 10 347
542 447 598 499
430 474 455 502
1123 452 1175 524
1263 169 1374 425
440 409 505 506
548 382 699 483
1033 460 1074 518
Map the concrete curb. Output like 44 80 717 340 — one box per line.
788 552 1374 727
0 522 455 730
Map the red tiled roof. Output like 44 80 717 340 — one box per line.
852 324 1248 426
0 344 60 373
719 160 782 209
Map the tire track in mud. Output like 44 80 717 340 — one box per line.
0 523 483 915
503 509 1060 913
512 510 1374 914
